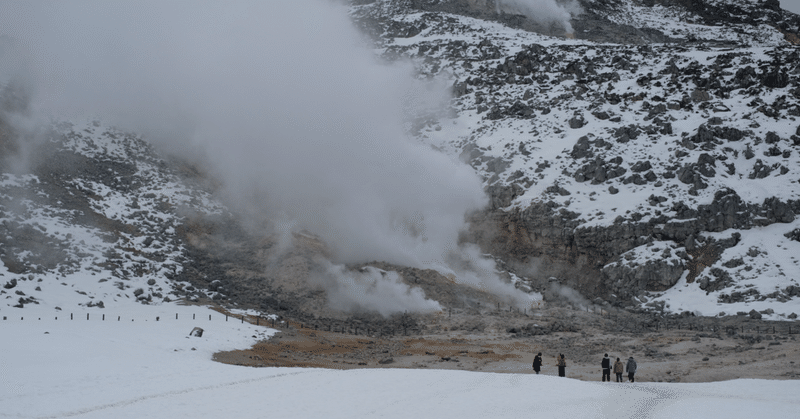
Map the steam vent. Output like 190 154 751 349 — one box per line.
3 0 800 380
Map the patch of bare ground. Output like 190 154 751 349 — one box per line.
212 306 800 383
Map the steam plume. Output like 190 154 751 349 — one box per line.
0 0 534 313
312 262 442 317
496 0 582 34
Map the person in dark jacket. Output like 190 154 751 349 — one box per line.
601 353 611 382
626 356 637 382
613 357 624 382
532 352 542 374
557 354 566 377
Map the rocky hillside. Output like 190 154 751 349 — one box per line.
2 0 800 322
350 0 800 318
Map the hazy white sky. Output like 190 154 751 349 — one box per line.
783 0 800 14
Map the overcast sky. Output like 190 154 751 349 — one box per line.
784 0 800 14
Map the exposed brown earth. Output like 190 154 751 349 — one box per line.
212 306 800 383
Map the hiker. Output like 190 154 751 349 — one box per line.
626 356 637 382
601 353 611 382
532 352 542 374
613 357 624 382
557 354 566 377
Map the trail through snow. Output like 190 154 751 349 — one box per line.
2 306 799 419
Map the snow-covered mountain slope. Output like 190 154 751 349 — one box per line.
351 0 800 318
0 118 226 312
2 0 800 321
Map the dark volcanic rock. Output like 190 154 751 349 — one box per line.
602 257 684 299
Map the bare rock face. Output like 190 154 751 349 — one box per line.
471 182 799 304
602 258 685 299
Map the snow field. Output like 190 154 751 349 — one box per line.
2 303 800 419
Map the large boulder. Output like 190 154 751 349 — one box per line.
602 256 684 301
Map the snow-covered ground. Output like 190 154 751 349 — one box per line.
2 302 799 419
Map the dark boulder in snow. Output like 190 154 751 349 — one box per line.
570 136 593 159
631 161 652 173
545 184 571 196
613 125 640 143
764 131 782 144
785 229 800 242
762 68 789 88
691 89 711 102
568 115 585 129
748 159 773 179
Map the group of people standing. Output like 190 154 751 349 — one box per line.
531 352 568 377
531 352 637 382
601 353 637 382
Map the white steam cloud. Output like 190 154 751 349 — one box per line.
312 262 442 317
496 0 582 34
0 0 533 313
443 244 540 309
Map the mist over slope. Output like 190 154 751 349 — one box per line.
351 0 800 319
0 0 535 319
2 0 800 321
0 0 488 267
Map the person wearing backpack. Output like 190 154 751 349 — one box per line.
601 353 611 382
532 352 542 374
613 357 624 382
626 356 638 382
557 354 567 377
